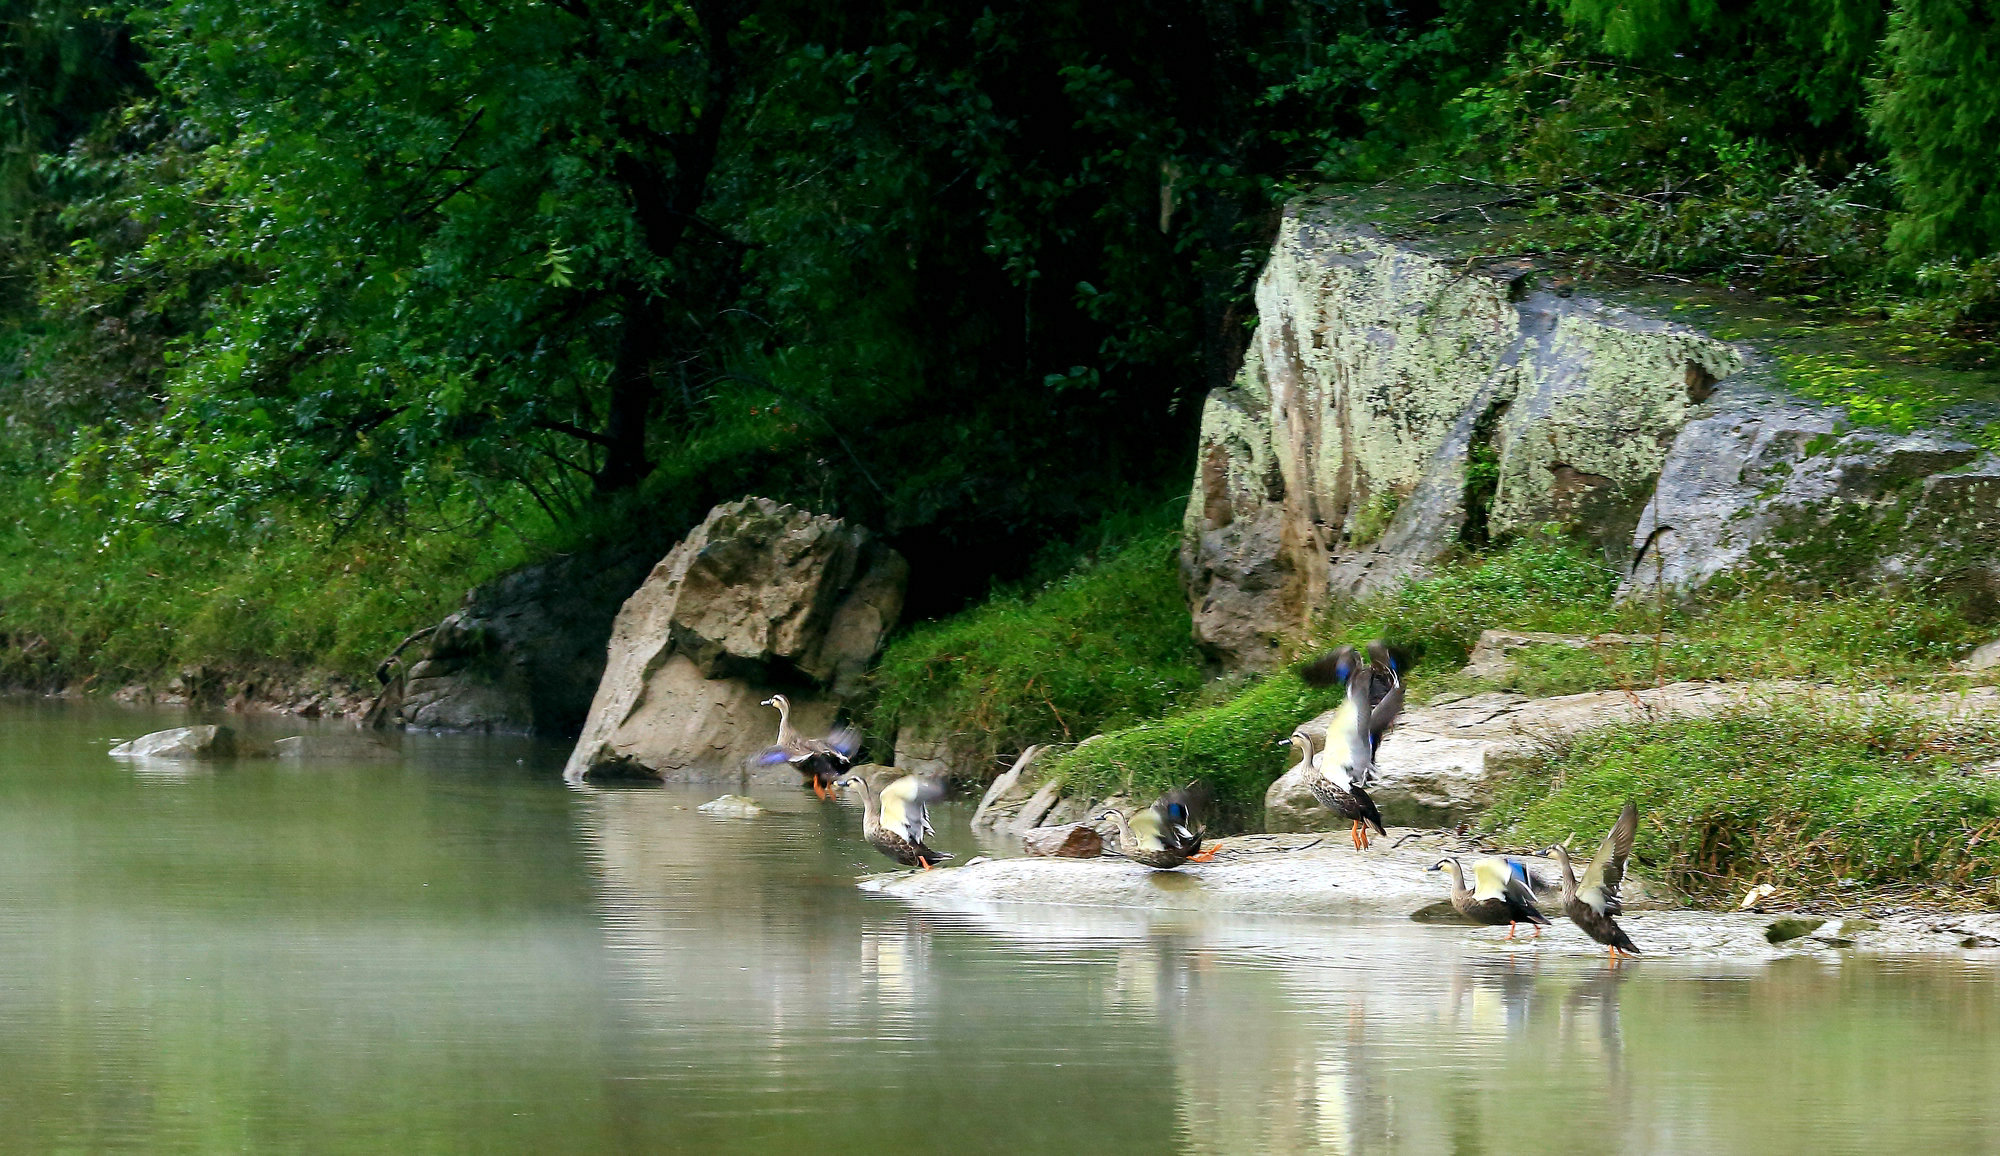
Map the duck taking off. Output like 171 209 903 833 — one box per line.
1291 642 1402 850
1429 857 1550 939
1543 801 1641 962
757 693 860 798
1096 783 1218 869
834 770 951 869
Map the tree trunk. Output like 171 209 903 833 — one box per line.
596 285 658 493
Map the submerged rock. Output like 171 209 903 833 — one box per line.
1764 917 1830 944
696 794 767 818
108 724 239 760
563 498 906 784
272 734 400 760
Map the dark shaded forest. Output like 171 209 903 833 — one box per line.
2 0 1996 685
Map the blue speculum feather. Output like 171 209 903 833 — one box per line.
756 749 793 765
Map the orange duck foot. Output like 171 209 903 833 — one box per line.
1186 845 1220 863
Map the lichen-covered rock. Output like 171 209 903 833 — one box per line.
563 498 907 783
1620 381 2000 603
1183 203 1740 669
108 724 239 760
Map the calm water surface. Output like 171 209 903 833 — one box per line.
2 699 1997 1153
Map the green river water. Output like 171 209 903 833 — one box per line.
2 700 1997 1154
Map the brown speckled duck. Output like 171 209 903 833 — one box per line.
1543 801 1641 962
1095 783 1218 869
1429 856 1550 939
758 693 861 798
835 769 951 869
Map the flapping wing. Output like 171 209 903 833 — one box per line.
1504 858 1540 908
1365 641 1405 748
1127 806 1168 853
879 773 947 843
1299 645 1360 688
825 725 862 761
755 748 795 766
1471 857 1510 902
1578 801 1637 915
1153 782 1208 854
1338 668 1377 786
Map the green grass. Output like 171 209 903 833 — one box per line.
1037 532 1990 832
0 475 533 689
1482 703 2000 908
859 502 1206 778
1317 530 1986 700
1041 671 1342 830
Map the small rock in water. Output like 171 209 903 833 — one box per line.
697 794 765 818
1765 916 1829 944
1021 823 1104 858
108 725 238 760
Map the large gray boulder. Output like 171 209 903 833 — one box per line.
563 498 907 783
1620 384 2000 602
1181 196 2000 670
109 725 239 760
1182 202 1741 669
372 545 655 735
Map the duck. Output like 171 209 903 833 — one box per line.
1293 642 1406 850
1095 783 1220 869
833 769 951 869
757 693 860 798
1428 856 1550 939
1542 801 1641 962
1289 728 1386 851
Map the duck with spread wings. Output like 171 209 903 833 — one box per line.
1293 642 1405 850
1095 783 1218 869
757 693 861 798
835 769 952 869
1544 801 1641 962
1428 856 1550 939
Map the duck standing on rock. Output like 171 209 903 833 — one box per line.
1095 783 1220 869
1292 643 1402 850
757 693 860 798
1429 857 1550 939
834 770 952 869
1543 801 1642 963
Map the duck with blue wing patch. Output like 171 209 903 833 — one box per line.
758 693 860 798
1096 782 1218 869
835 770 951 869
1544 801 1642 963
1429 856 1551 939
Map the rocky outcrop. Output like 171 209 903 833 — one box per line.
1459 629 1661 681
108 724 241 759
371 545 655 735
273 733 399 760
1180 197 2000 669
1182 202 1742 668
563 498 907 783
1620 393 2000 604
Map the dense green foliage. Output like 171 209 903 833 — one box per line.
860 504 1204 777
1485 705 2000 905
1 0 1996 689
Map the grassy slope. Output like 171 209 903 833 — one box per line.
0 478 532 688
1483 704 2000 908
1046 532 1993 836
860 502 1205 777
